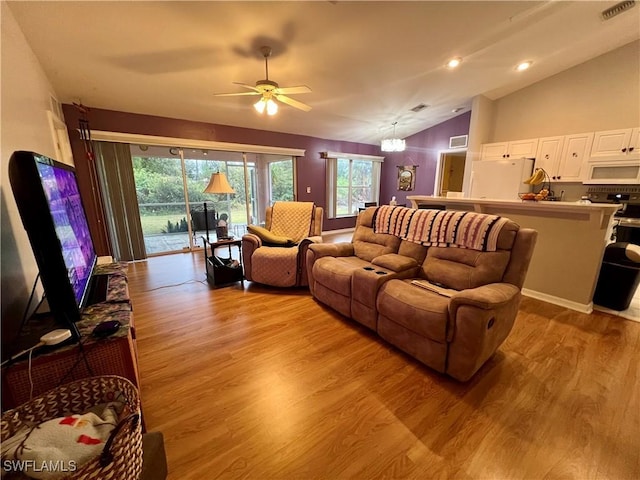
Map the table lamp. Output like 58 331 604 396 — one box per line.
203 172 235 241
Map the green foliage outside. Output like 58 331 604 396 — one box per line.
132 156 293 234
337 158 373 215
162 217 188 234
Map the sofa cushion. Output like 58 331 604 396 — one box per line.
421 247 511 291
313 256 372 295
371 254 418 272
398 240 429 265
377 279 450 343
352 226 401 262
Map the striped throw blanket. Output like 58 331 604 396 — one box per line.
372 206 509 252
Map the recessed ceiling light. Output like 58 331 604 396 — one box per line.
516 61 533 71
447 57 462 69
452 107 464 113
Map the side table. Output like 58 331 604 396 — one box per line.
202 236 244 287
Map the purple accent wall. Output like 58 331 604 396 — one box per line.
62 106 471 254
379 112 471 207
62 106 380 253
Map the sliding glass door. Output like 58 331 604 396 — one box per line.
131 146 191 255
182 151 254 242
98 142 298 257
130 147 291 255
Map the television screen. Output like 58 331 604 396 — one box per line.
36 158 96 306
8 151 97 328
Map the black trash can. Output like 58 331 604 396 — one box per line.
593 242 640 311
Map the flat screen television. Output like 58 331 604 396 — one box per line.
8 151 98 336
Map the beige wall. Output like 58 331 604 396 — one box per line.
491 40 640 141
1 3 59 334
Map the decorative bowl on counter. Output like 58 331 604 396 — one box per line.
519 193 538 201
519 188 550 201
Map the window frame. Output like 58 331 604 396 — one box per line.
323 151 384 219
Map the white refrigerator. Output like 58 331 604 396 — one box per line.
470 158 534 200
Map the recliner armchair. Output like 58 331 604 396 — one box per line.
242 202 323 287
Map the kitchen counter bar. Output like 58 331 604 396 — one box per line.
407 195 621 313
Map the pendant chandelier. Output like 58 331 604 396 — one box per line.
381 122 406 152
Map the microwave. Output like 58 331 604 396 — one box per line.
583 161 640 185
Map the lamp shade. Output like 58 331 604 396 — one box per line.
203 172 235 194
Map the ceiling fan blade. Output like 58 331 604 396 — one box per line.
274 85 312 95
275 94 312 112
213 91 261 97
232 82 260 92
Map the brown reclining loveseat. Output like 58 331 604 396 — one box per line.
306 206 537 381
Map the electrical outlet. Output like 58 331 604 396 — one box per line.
306 186 311 194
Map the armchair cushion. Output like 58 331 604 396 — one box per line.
247 225 294 246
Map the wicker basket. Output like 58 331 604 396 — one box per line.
1 375 142 480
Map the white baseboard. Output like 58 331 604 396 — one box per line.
521 288 593 314
593 305 640 322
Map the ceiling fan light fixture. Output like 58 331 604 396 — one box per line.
254 98 266 114
254 97 278 115
266 98 278 115
217 45 311 115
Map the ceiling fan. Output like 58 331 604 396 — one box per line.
214 46 312 115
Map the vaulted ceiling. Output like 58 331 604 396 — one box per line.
8 1 640 144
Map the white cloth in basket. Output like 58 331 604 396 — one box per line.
1 402 122 479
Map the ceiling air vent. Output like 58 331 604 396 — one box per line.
449 135 468 149
410 103 429 113
601 0 636 20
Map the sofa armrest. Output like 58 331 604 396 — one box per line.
449 283 520 314
446 283 522 381
241 233 262 282
297 236 324 286
308 242 354 258
305 235 323 244
306 242 354 295
371 253 419 273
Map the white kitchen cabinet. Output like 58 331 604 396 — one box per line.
589 127 640 161
480 138 538 161
534 134 591 182
535 136 564 180
557 132 594 182
480 142 508 160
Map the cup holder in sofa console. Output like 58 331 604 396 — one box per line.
363 266 375 271
375 271 387 275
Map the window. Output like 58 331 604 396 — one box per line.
324 151 384 218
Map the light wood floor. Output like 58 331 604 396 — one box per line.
128 247 640 479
